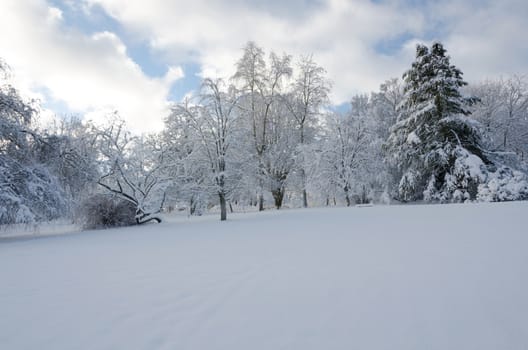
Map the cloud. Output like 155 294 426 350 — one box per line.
2 0 527 133
439 0 528 81
88 0 527 99
0 0 182 132
83 0 427 103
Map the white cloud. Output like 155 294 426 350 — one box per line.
87 0 527 101
2 0 527 133
439 0 528 82
0 0 182 133
84 0 428 103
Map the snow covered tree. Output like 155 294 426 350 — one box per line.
232 42 269 210
285 55 330 207
167 78 241 221
233 42 293 210
315 97 385 207
470 75 528 163
263 96 297 209
319 111 371 206
370 78 403 140
162 99 206 215
497 75 528 158
0 60 67 224
386 42 487 202
90 115 169 224
34 117 99 207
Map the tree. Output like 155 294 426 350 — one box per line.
499 75 528 157
34 117 99 206
167 79 240 221
263 96 297 209
162 99 208 215
386 42 487 202
0 60 34 161
0 59 68 225
470 75 528 162
370 78 403 140
91 115 168 224
232 42 268 210
317 102 381 206
233 42 293 210
285 55 330 207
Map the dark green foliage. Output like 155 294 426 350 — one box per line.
386 42 488 202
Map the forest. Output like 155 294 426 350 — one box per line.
1 41 527 227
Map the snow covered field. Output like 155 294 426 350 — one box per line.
1 202 528 350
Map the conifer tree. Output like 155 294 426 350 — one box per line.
386 42 488 202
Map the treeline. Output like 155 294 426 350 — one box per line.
1 42 527 227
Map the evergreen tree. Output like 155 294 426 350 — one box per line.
386 42 488 202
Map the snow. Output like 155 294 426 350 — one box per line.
0 220 80 241
1 202 528 350
478 166 528 202
406 131 420 144
457 152 486 180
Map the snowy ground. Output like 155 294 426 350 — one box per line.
1 202 528 350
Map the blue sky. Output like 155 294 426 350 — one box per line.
0 0 527 132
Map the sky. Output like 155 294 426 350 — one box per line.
0 0 527 132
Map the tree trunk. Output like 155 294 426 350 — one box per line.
344 185 351 207
135 209 162 224
360 185 368 204
301 168 308 208
258 192 264 211
190 197 196 216
300 126 308 208
219 192 227 221
272 188 285 209
136 216 162 224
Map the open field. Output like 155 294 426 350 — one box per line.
1 202 527 349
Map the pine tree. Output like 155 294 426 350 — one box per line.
386 42 488 202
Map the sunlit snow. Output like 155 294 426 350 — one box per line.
1 202 527 349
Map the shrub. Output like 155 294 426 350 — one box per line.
79 194 136 230
477 167 528 202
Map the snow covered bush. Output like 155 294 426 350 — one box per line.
79 194 137 230
477 167 528 202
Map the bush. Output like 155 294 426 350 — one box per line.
78 194 137 230
477 167 528 202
